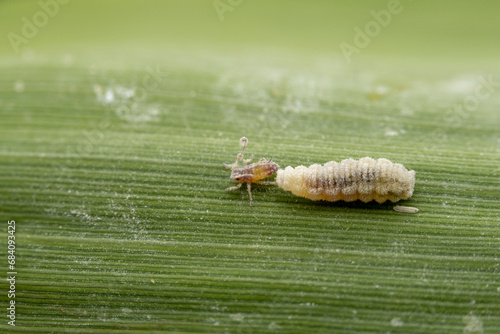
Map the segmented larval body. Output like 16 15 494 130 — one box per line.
276 157 415 203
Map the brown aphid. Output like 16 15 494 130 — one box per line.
224 137 279 206
276 157 415 203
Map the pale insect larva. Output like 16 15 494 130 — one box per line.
275 157 415 203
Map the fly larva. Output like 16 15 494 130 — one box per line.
393 205 419 213
276 157 415 203
224 137 279 206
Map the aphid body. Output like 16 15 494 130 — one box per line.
224 137 279 206
276 157 415 203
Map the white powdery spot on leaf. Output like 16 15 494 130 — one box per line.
268 322 281 330
117 105 161 123
67 208 102 226
95 85 133 104
94 85 115 104
400 108 414 116
93 84 161 123
441 77 477 94
14 80 25 93
114 86 136 99
104 89 115 103
229 313 245 322
374 85 389 95
390 317 404 327
61 54 74 67
385 129 399 136
463 313 483 334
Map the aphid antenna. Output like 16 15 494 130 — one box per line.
224 136 252 169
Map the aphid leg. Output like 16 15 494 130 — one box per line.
225 182 243 192
243 154 254 166
223 153 242 169
247 182 253 206
226 182 254 206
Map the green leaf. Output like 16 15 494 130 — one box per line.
1 1 499 333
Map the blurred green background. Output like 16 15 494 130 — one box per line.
1 0 500 64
